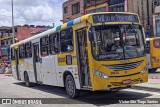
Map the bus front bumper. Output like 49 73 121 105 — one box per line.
92 70 148 91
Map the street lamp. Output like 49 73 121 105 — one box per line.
11 0 15 44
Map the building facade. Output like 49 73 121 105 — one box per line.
153 0 160 36
62 0 155 36
108 0 154 37
84 0 108 14
0 27 12 62
0 25 46 63
62 0 84 23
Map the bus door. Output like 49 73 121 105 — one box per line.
76 29 91 88
33 43 42 83
15 49 20 80
146 40 151 69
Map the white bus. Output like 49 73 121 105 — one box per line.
10 12 148 98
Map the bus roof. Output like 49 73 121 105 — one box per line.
10 12 139 48
146 37 160 41
153 36 160 40
146 38 151 41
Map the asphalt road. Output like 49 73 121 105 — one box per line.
0 75 160 107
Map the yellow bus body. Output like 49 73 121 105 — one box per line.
10 12 148 92
146 37 160 71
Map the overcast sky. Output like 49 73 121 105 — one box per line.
0 0 66 27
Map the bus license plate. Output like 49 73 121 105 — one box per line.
122 79 132 85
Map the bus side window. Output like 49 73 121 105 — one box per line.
40 36 49 57
11 48 15 60
19 45 26 59
25 42 32 58
49 33 60 55
60 28 73 53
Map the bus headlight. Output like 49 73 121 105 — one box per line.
93 70 109 80
140 67 148 74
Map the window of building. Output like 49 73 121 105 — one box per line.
6 41 8 45
40 36 49 56
1 41 5 46
8 31 10 36
64 6 68 13
72 2 80 15
1 48 8 56
49 33 60 55
109 0 125 6
8 40 11 45
156 19 160 36
19 45 26 59
15 28 18 33
1 32 4 38
60 28 73 53
86 6 106 14
25 42 32 58
109 4 125 12
10 39 13 44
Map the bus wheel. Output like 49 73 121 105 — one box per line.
65 74 79 98
24 72 30 87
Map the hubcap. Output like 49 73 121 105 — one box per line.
66 76 74 96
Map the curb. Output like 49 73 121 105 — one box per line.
6 74 12 76
0 74 12 77
132 85 160 92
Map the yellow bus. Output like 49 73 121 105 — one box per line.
146 37 160 72
10 12 148 98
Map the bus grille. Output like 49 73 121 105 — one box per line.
104 61 143 71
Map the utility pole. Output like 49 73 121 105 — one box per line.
147 0 151 37
11 0 15 44
141 0 145 27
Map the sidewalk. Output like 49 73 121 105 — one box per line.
0 74 12 77
132 78 160 92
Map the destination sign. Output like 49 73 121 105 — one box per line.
93 14 139 23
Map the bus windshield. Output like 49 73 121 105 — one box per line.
90 24 145 60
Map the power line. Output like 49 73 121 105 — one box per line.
0 14 54 22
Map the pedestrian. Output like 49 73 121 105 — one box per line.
0 64 2 74
1 65 5 74
2 62 6 73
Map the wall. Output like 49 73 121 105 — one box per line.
0 33 1 58
15 26 45 41
0 26 45 62
127 0 154 36
63 0 84 23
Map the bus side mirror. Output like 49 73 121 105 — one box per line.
67 45 73 52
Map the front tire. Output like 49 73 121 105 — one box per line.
24 72 30 87
65 75 79 98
